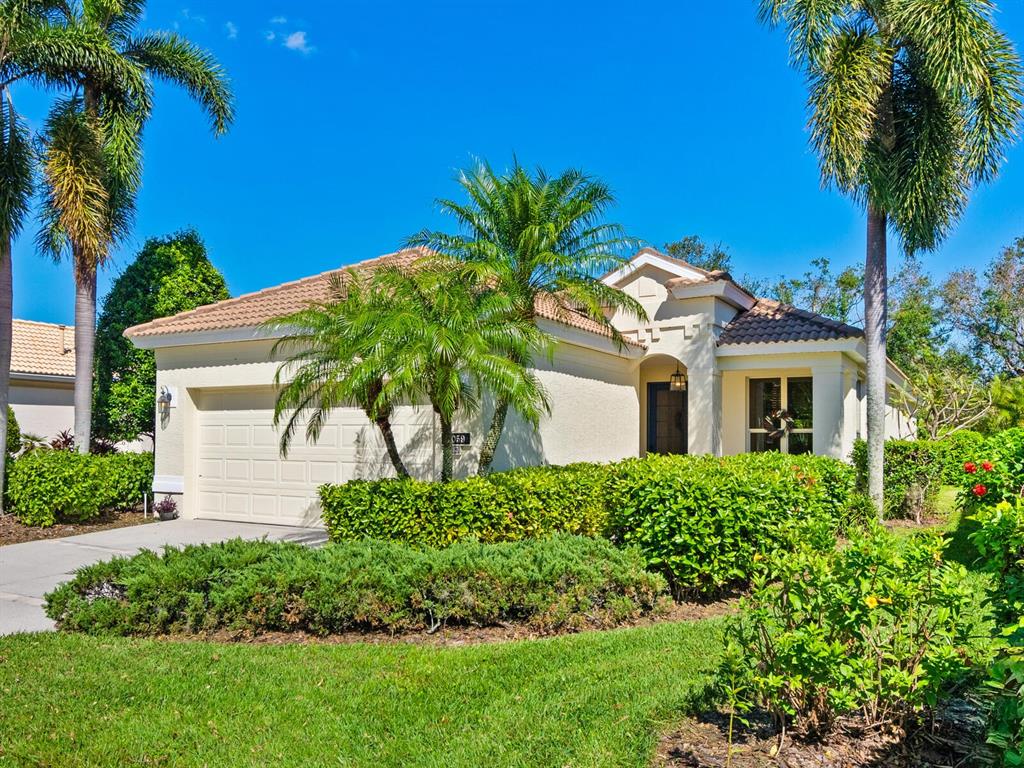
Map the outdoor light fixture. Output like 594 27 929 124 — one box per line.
157 386 173 414
669 364 687 392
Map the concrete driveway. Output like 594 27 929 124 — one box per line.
0 519 327 635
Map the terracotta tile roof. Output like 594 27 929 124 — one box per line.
11 320 75 377
125 248 645 348
718 299 863 345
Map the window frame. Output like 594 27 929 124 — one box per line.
747 376 814 455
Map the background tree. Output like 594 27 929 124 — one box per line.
407 160 646 474
760 0 1023 512
663 235 733 272
942 236 1024 378
38 0 233 453
759 257 864 324
93 231 228 443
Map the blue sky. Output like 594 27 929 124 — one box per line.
12 1 1024 325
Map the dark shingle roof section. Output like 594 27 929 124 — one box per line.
719 299 864 346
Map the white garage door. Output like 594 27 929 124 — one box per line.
195 388 436 526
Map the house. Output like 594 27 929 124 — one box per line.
126 247 914 527
10 320 75 441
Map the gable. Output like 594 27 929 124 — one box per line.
602 248 710 289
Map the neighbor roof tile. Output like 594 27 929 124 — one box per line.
11 320 75 377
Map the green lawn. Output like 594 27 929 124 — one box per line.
0 619 723 768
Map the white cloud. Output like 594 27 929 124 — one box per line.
283 30 314 54
225 21 238 39
269 16 287 24
264 30 276 42
180 8 205 24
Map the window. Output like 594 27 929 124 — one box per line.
748 376 813 455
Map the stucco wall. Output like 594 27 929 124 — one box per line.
9 379 74 440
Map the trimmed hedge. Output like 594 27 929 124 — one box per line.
321 453 860 597
44 535 668 636
852 439 945 521
6 450 154 527
321 463 608 548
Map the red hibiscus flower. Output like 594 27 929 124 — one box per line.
982 461 994 472
973 484 988 497
964 462 978 474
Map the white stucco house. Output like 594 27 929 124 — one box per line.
126 247 914 527
10 320 75 441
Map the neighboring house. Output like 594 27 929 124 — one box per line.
126 247 914 527
10 320 75 441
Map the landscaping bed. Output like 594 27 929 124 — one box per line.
0 508 153 546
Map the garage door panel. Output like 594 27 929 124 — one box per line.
196 390 436 526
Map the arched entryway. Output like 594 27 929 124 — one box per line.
638 354 688 456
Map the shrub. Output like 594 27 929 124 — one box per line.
605 453 859 596
960 428 1024 517
852 438 945 520
937 430 986 485
6 450 153 526
722 524 985 736
320 463 609 548
6 406 20 457
44 535 668 636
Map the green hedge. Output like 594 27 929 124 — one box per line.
936 430 986 484
6 450 154 527
852 439 945 521
320 463 608 548
960 428 1024 517
321 453 860 597
44 535 668 636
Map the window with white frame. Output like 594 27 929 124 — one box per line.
748 376 814 455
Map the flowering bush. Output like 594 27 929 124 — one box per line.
960 429 1024 518
721 524 986 736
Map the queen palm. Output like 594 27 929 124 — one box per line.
760 0 1022 512
38 0 232 452
0 0 143 498
407 160 647 474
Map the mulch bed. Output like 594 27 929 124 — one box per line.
655 701 990 768
0 509 154 546
155 597 740 647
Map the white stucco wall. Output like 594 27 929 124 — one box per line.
9 379 74 440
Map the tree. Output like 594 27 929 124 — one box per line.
407 160 647 474
663 235 733 272
760 0 1023 513
942 237 1024 377
369 264 550 481
37 0 233 453
892 352 993 438
0 0 140 505
93 231 228 442
759 257 864 324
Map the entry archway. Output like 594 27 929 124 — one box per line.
638 354 688 456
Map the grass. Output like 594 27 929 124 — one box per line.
0 619 723 768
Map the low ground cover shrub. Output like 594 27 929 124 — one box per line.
6 450 153 526
852 438 945 521
44 534 667 636
721 524 988 737
321 453 859 596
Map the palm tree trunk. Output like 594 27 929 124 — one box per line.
0 237 13 511
73 254 96 454
439 415 454 482
477 398 508 475
375 415 410 478
865 205 888 516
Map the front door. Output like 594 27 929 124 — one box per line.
647 382 688 454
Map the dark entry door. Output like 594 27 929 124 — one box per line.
647 382 688 454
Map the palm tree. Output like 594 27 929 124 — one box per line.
760 0 1022 513
0 0 143 500
267 271 412 478
38 0 233 452
407 160 647 474
370 264 550 481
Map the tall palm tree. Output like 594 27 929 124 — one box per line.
407 160 647 474
0 0 143 499
760 0 1022 513
370 264 550 481
267 271 412 478
38 0 232 452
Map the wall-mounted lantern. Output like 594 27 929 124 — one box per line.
157 386 173 415
669 364 687 392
